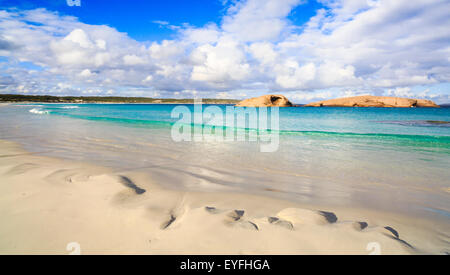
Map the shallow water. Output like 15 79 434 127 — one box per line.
0 103 449 221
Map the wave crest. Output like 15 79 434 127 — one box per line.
61 106 79 109
29 108 49 115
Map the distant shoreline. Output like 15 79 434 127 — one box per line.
0 94 240 105
1 94 447 107
3 101 239 105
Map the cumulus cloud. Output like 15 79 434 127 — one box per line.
190 37 250 85
222 0 303 42
0 0 449 102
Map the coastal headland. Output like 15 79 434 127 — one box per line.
304 95 440 108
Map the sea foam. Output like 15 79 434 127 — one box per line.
29 108 49 115
61 106 79 109
16 104 44 107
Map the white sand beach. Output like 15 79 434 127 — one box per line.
0 139 447 255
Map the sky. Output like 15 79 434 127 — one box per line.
0 0 449 103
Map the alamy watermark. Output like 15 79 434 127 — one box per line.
66 242 81 255
171 99 280 152
366 242 381 255
65 241 379 255
67 0 81 7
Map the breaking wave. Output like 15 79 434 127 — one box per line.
61 106 80 109
29 108 49 115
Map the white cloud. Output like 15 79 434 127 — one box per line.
248 42 278 66
152 20 169 26
149 40 183 62
222 0 303 42
79 69 93 77
182 24 220 44
123 54 145 66
274 61 316 89
386 87 413 97
217 92 232 99
64 29 93 49
190 37 250 85
143 75 153 83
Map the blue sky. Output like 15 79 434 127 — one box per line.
1 0 227 41
0 0 449 103
0 0 323 41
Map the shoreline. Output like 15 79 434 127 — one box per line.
0 139 448 254
1 101 237 105
3 102 446 108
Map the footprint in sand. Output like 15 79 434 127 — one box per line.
204 206 338 231
161 204 188 230
337 221 369 231
354 221 369 231
205 206 223 214
346 223 415 251
5 163 39 176
119 176 146 194
205 207 259 231
226 209 245 221
267 217 294 230
376 226 414 249
275 208 338 227
112 176 147 205
202 205 416 251
277 208 415 251
161 213 177 229
383 226 399 238
45 169 91 184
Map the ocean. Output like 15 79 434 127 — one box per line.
0 103 449 220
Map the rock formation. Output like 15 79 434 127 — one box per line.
235 94 293 107
304 95 439 108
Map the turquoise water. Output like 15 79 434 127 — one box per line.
26 103 450 153
0 103 449 220
26 103 450 134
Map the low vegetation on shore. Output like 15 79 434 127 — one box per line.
0 94 240 104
